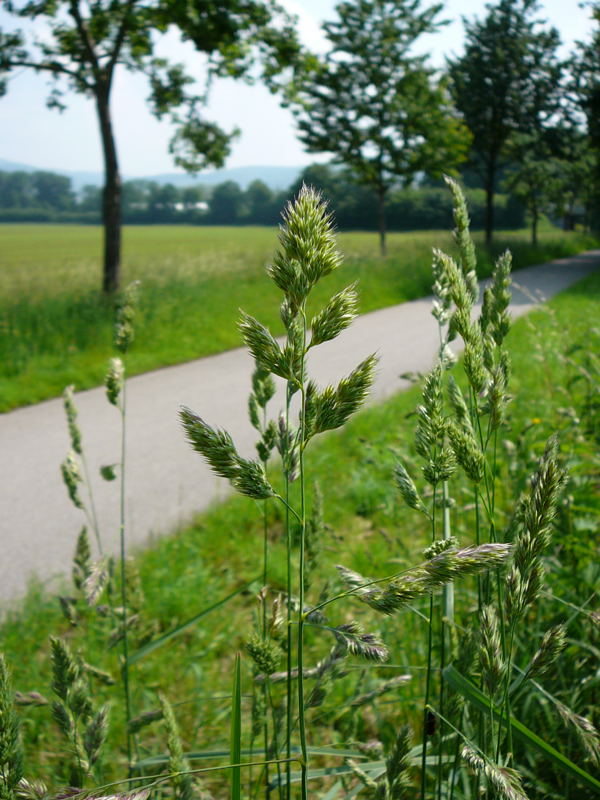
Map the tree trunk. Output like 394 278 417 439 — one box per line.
484 158 496 247
377 189 387 256
531 205 538 246
96 87 122 293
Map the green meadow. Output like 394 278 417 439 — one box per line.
1 223 597 411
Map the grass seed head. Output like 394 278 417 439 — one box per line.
50 637 79 702
0 653 23 800
333 622 389 663
354 543 511 616
394 461 429 516
239 312 289 380
447 375 472 427
251 365 276 409
527 624 567 681
180 407 240 481
415 365 444 458
159 693 196 800
83 705 109 766
381 724 412 800
431 248 453 325
303 354 377 438
114 281 139 354
15 780 48 800
479 604 506 697
310 283 359 347
62 385 82 454
72 527 91 592
444 176 478 300
422 446 457 486
448 419 485 483
555 700 600 766
232 458 275 500
486 250 513 346
271 185 342 296
60 450 83 510
424 537 459 559
245 634 283 675
105 357 124 406
83 559 109 607
460 746 529 800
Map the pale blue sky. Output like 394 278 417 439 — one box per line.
0 0 593 175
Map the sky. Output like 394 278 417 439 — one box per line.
0 0 594 176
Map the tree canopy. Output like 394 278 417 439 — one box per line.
287 0 470 254
571 2 600 224
448 0 563 243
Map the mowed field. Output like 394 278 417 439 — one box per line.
1 223 598 411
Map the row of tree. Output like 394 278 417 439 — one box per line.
0 166 528 231
1 0 599 290
287 0 599 251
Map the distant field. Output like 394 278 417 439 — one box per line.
1 223 598 411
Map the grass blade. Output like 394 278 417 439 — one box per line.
231 652 242 800
134 745 368 769
443 664 600 795
127 577 258 666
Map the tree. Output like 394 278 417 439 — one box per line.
448 0 563 244
79 185 102 213
181 186 205 212
0 1 300 292
244 179 274 224
209 180 245 224
572 2 600 227
32 171 75 211
503 132 560 245
287 0 469 255
0 171 32 208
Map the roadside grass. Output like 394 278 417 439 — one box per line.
2 268 598 790
1 223 597 411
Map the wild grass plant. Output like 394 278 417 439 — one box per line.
0 185 599 799
1 222 597 412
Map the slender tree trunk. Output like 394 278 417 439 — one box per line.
531 205 538 246
377 189 387 256
484 157 496 247
96 86 122 293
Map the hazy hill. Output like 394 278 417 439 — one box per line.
0 159 302 191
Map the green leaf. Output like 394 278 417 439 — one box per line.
443 664 600 795
134 745 366 769
271 750 450 786
126 578 258 666
230 652 242 800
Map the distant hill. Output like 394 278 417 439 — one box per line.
0 158 302 191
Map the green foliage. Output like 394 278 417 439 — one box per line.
571 4 600 225
288 0 470 252
0 655 23 800
449 0 564 242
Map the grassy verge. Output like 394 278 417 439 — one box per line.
1 223 597 411
2 268 598 794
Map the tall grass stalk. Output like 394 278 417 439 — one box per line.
113 283 139 770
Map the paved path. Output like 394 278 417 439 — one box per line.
1 249 599 604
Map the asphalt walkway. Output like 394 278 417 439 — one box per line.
1 249 599 603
